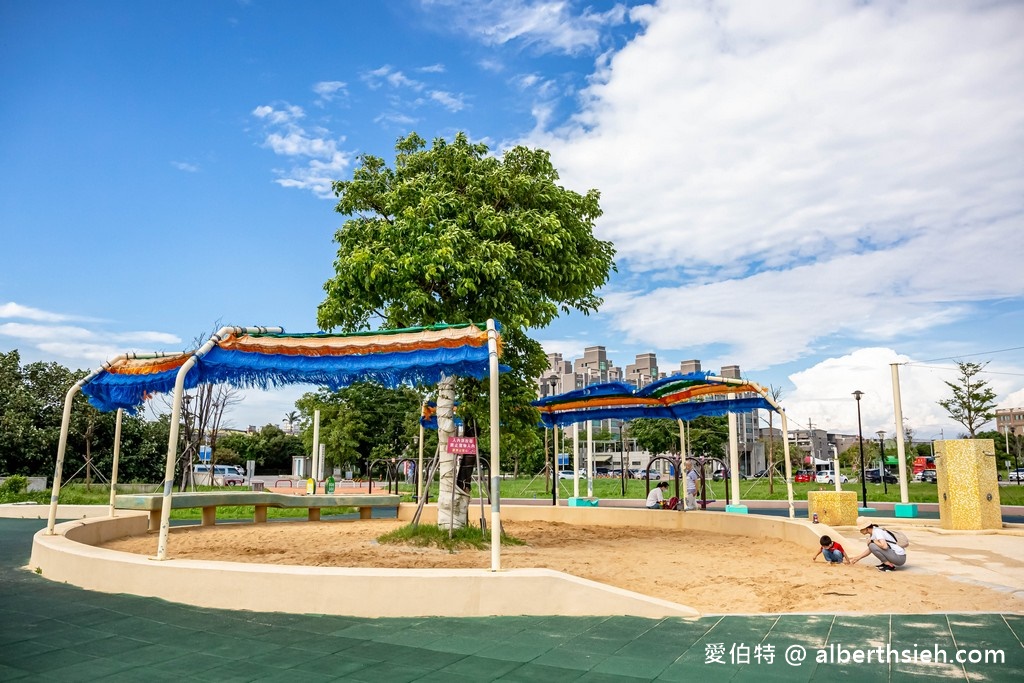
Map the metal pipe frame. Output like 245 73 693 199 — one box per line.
156 326 282 561
47 352 177 535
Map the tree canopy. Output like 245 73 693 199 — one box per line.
937 361 997 437
318 132 615 336
0 350 168 482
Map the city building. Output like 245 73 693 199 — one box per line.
995 408 1024 436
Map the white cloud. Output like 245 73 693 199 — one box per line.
782 348 1024 440
374 111 418 127
430 90 466 112
171 161 199 173
362 65 425 91
252 101 351 197
418 63 446 73
273 151 350 198
252 104 304 125
0 322 96 341
539 337 592 365
115 331 182 345
312 80 347 100
424 0 629 55
1 314 184 370
0 302 94 323
523 0 1024 369
264 131 338 158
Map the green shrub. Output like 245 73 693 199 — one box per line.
0 475 29 500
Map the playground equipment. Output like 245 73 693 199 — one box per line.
533 372 796 517
45 321 507 569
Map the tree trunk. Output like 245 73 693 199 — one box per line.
436 375 469 529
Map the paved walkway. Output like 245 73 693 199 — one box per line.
1 519 1022 681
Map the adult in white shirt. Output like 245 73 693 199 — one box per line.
684 460 699 511
646 481 669 509
850 517 906 571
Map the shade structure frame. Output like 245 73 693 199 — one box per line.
532 372 795 517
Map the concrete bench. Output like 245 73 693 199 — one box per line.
113 492 401 529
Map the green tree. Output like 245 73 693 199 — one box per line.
296 383 422 476
937 361 997 437
318 132 615 528
629 418 678 457
688 416 729 461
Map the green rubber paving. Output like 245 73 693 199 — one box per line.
1 519 1021 681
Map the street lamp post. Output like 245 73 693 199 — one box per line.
876 430 887 495
854 390 867 510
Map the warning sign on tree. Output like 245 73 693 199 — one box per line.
446 437 478 454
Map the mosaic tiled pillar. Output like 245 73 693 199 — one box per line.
934 439 1002 530
807 490 859 526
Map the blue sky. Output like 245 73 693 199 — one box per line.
2 0 1023 440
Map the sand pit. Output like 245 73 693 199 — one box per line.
99 519 1021 615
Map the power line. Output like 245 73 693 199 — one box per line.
903 363 1024 378
904 345 1024 365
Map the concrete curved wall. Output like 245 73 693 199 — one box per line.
29 505 828 619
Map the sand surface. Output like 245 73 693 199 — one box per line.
100 520 1019 615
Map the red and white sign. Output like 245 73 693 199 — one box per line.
446 437 478 454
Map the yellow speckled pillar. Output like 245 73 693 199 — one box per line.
934 439 1002 530
807 490 859 526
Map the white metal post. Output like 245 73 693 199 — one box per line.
486 319 501 571
156 326 281 560
780 411 795 518
728 411 740 504
586 419 594 498
573 422 580 498
312 409 321 490
553 425 560 505
47 352 170 533
833 448 842 493
890 363 909 503
417 416 425 501
108 408 123 517
46 380 86 534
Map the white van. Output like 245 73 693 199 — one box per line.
193 464 245 486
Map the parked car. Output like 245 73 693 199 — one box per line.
712 468 729 481
815 470 849 484
794 469 815 483
557 469 583 480
919 469 937 483
193 464 245 486
1008 468 1024 482
865 468 898 484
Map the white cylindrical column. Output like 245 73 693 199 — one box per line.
728 411 740 503
311 409 321 487
108 408 123 517
586 419 594 498
891 363 909 503
486 320 501 571
780 411 795 518
573 422 580 498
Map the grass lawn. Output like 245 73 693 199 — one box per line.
9 477 1024 519
400 475 1024 506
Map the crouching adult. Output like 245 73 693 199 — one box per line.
850 517 906 571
